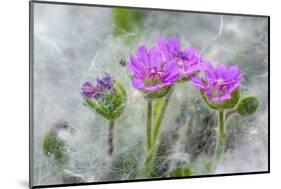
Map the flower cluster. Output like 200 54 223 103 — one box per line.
81 73 114 99
128 36 241 103
77 36 257 176
128 37 204 93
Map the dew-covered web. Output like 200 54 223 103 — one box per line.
33 3 268 185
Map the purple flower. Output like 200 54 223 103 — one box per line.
96 73 114 91
157 37 203 78
192 62 241 103
128 45 179 91
81 73 114 99
81 81 97 97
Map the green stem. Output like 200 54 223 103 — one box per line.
146 100 152 151
142 145 156 177
215 110 226 161
142 90 173 177
152 91 173 145
225 109 236 121
108 120 115 156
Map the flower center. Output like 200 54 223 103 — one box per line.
149 67 163 80
176 51 191 72
145 67 164 86
177 60 184 67
176 51 186 60
216 78 224 86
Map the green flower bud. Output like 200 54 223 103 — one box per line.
236 95 259 116
43 121 71 166
84 80 127 120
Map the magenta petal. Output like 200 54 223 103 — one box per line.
81 81 95 97
163 72 179 83
128 63 144 79
132 78 145 89
191 77 207 89
149 47 162 68
183 48 196 56
129 55 146 78
228 65 240 79
157 37 168 50
216 64 227 79
169 36 180 52
143 84 165 91
211 93 232 103
203 61 215 74
204 88 213 98
228 81 240 93
163 59 178 72
137 45 149 66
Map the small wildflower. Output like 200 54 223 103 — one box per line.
157 37 203 79
192 62 241 103
81 73 114 99
128 45 179 92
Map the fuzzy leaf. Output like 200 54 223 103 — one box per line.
236 95 259 116
43 132 68 165
112 8 143 36
169 165 192 177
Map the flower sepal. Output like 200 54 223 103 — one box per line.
84 80 127 120
143 86 171 99
200 88 240 110
176 77 189 83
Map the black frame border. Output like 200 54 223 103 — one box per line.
29 0 270 188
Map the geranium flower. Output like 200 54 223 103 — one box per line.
128 45 179 92
192 62 241 103
81 73 114 99
157 37 203 79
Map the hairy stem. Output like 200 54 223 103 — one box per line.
108 120 115 156
146 100 153 151
152 91 173 145
142 90 173 177
142 146 156 177
215 110 226 161
225 109 236 120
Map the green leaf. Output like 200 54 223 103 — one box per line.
85 98 107 117
43 131 68 166
200 88 240 110
236 95 259 116
169 165 192 177
112 8 143 36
